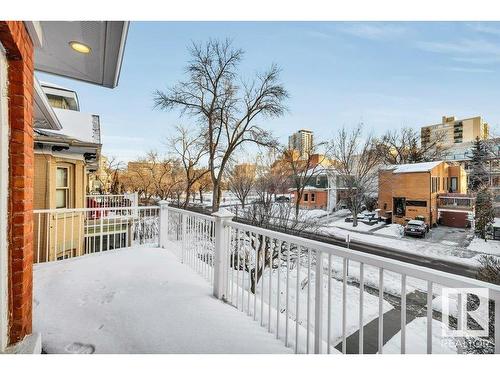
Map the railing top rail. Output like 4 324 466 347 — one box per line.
33 206 159 214
85 194 134 198
166 205 216 222
226 219 500 298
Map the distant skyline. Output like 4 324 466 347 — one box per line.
38 21 500 163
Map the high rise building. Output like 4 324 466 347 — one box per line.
421 115 489 147
288 129 314 158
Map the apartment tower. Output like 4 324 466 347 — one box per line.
288 129 314 158
421 115 489 147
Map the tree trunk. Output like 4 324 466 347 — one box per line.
183 186 190 208
352 198 358 227
212 182 222 212
294 192 301 220
199 189 203 203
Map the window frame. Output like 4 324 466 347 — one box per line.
55 166 71 209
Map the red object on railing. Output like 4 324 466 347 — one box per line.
86 197 103 219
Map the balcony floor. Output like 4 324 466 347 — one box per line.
33 247 292 354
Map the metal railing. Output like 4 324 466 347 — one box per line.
85 192 139 210
159 203 500 354
161 205 216 284
438 196 475 210
33 205 159 263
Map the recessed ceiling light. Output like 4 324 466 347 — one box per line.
69 41 91 54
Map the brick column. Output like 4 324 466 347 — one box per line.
0 21 34 345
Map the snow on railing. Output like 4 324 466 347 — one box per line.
33 205 159 263
158 202 500 355
85 193 139 210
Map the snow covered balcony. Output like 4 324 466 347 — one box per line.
33 204 500 354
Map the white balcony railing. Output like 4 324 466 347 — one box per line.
161 203 500 355
32 202 500 354
85 192 138 209
33 205 159 263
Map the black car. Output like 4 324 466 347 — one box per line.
275 196 290 203
404 220 427 238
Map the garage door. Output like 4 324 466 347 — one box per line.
440 211 468 228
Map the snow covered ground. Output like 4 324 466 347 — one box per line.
318 225 480 267
383 318 457 354
467 237 500 256
33 247 292 354
375 224 404 238
326 218 385 233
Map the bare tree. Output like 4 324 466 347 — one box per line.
154 39 288 211
167 125 210 207
193 170 212 204
226 162 256 209
93 155 123 194
122 151 183 202
376 127 449 164
329 125 381 227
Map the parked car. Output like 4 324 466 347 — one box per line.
275 196 290 203
344 212 377 223
414 215 429 232
404 220 427 238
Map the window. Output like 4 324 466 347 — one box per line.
311 193 316 202
303 193 309 202
431 177 439 193
450 177 458 193
393 197 406 216
406 200 427 207
56 167 69 208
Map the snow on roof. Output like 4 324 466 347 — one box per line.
39 81 75 92
390 161 443 174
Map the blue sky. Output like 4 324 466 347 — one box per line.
38 21 500 162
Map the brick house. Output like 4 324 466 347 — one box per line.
0 21 128 353
378 161 470 228
291 166 350 211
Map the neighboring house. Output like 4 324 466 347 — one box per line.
421 115 489 147
378 161 471 228
290 166 349 211
0 21 128 353
443 138 500 212
88 155 113 193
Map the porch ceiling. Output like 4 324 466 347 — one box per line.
34 21 129 88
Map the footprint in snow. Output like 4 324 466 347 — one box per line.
101 291 115 304
65 342 95 354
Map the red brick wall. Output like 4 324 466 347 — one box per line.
293 190 328 209
0 21 34 345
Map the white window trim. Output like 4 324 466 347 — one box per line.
0 43 9 351
56 166 70 209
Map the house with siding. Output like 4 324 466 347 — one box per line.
0 21 128 353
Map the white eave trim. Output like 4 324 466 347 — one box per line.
23 22 43 48
113 21 129 88
34 77 62 130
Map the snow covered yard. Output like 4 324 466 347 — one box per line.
33 247 292 354
468 237 500 256
318 225 480 267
